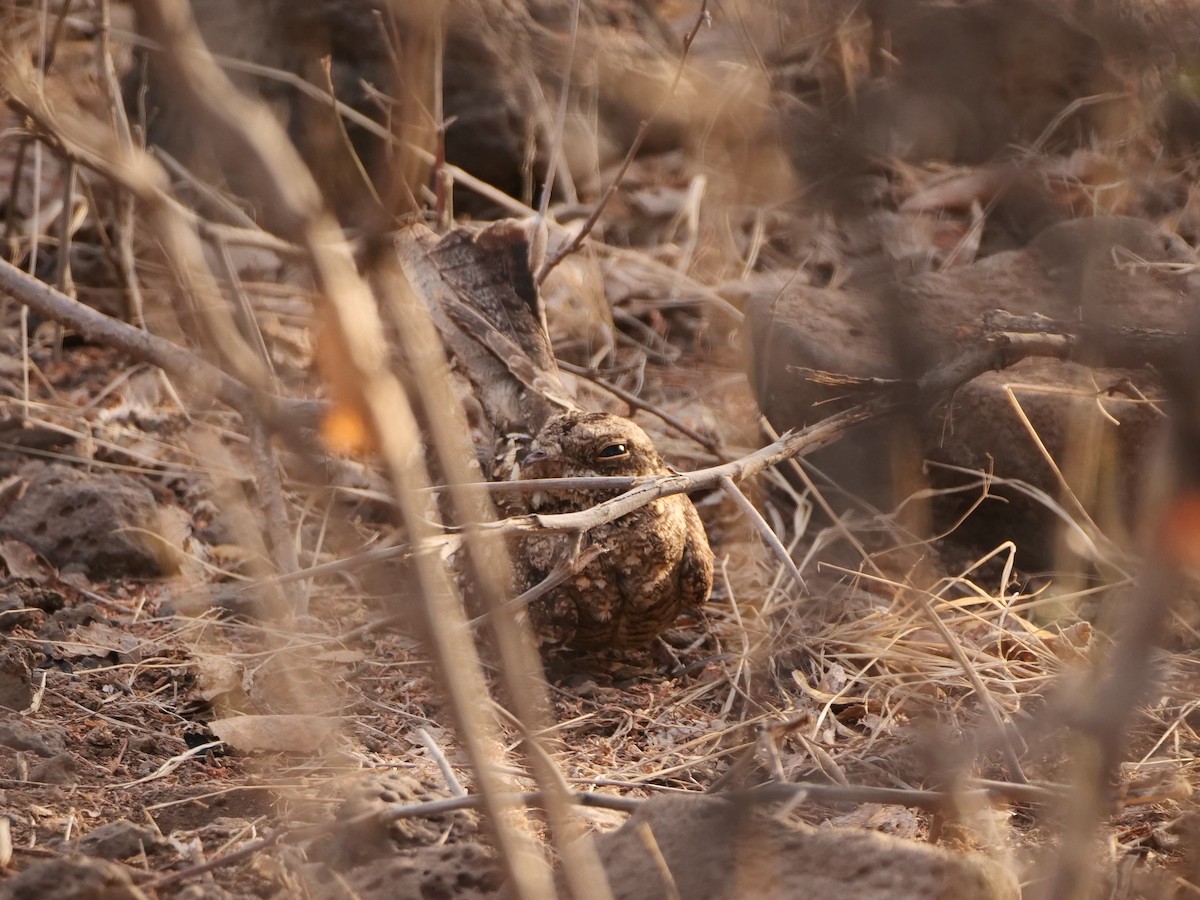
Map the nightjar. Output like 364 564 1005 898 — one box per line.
400 219 714 651
518 411 714 650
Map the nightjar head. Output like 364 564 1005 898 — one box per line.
522 412 664 478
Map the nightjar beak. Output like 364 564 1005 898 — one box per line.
523 448 551 466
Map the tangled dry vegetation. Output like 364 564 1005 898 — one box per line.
4 1 1200 898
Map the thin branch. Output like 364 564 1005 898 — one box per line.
468 544 606 629
559 359 720 453
142 773 1074 892
142 790 640 892
729 778 1068 812
125 2 553 894
463 324 1083 539
537 0 583 217
536 0 712 283
492 397 889 538
0 254 316 430
719 475 807 593
246 418 302 587
97 0 148 327
417 727 466 798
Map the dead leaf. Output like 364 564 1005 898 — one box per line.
1038 621 1093 663
0 540 46 582
59 623 146 662
192 654 244 701
210 714 341 753
828 803 922 839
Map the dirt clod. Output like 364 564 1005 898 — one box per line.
2 856 149 900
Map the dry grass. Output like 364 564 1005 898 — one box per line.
2 2 1200 899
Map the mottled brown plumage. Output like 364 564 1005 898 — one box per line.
515 412 714 650
403 219 714 651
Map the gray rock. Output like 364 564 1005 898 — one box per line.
745 216 1188 554
588 795 1018 900
0 465 181 578
74 821 164 861
305 843 504 900
0 650 31 711
28 752 81 786
3 855 149 900
0 720 67 756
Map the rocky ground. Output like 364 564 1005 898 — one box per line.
4 1 1200 898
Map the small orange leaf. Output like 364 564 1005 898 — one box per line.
1161 492 1200 567
322 403 373 455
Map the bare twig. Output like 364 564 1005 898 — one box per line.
536 0 583 216
491 397 888 538
0 254 314 430
984 309 1191 371
142 790 640 892
97 0 148 327
559 359 720 453
345 330 1057 562
126 2 552 894
468 544 606 629
246 418 302 587
718 475 806 593
536 0 712 283
729 778 1068 812
142 773 1072 893
1040 341 1196 900
417 727 466 798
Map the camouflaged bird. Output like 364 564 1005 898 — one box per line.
518 411 714 649
399 220 714 651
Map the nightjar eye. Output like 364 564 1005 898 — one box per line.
597 442 629 460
